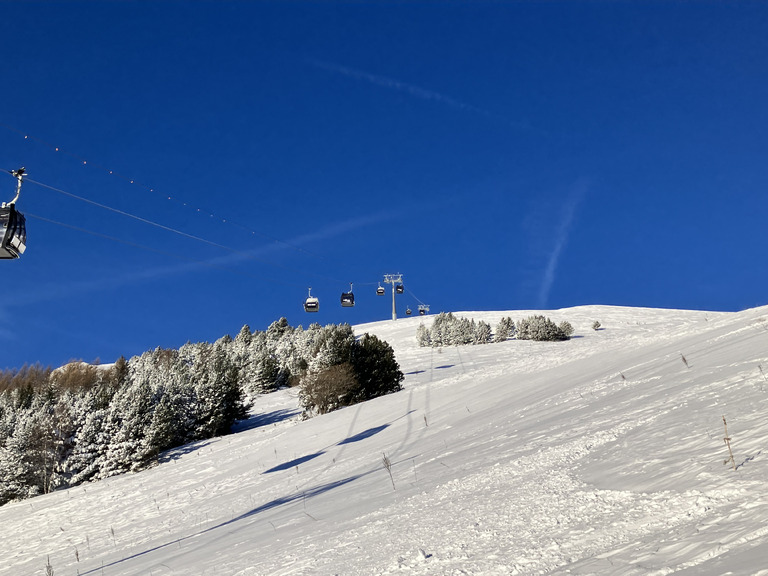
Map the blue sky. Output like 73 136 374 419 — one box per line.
2 1 767 369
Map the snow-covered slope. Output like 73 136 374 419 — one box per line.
2 305 768 575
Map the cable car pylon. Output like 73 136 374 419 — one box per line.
383 273 403 321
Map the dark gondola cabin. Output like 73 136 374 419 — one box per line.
1 167 26 260
395 284 404 294
341 291 355 307
0 205 26 259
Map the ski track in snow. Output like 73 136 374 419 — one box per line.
2 304 768 575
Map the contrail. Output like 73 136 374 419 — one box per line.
537 183 587 309
310 59 533 131
312 59 480 111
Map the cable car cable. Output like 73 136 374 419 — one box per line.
3 126 382 291
3 127 434 308
405 287 428 306
24 175 355 284
23 174 354 288
2 123 325 260
26 177 237 253
26 213 303 287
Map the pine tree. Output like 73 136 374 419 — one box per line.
308 324 355 374
350 334 404 403
192 343 249 439
430 312 453 347
101 379 156 476
517 315 568 341
266 317 293 345
416 323 432 347
68 402 111 484
474 321 492 344
494 317 515 342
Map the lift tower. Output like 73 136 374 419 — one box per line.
383 273 403 321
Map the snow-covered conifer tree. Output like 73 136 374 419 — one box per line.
474 320 492 344
494 317 515 342
517 315 568 341
416 323 432 347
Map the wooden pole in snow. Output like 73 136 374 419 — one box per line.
723 415 736 471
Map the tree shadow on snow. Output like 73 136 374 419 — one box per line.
158 439 215 463
78 474 367 576
263 452 326 473
337 424 390 445
159 409 300 463
232 408 301 433
225 474 364 524
263 412 412 476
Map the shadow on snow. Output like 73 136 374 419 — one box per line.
232 408 301 432
338 424 390 445
264 423 392 473
79 409 419 574
78 475 366 575
263 412 412 476
159 439 215 463
263 452 326 473
159 409 300 463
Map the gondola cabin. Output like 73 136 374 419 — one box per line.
304 288 319 313
395 284 404 294
340 283 355 307
1 168 26 260
304 296 319 313
376 285 385 296
419 308 426 316
406 307 412 316
341 291 355 307
0 205 26 259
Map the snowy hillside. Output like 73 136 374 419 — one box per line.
2 305 768 576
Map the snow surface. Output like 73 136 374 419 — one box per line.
2 304 768 575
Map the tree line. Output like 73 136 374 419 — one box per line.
0 319 402 506
416 312 575 347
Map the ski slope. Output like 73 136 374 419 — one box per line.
2 304 768 575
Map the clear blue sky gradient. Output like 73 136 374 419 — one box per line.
2 1 767 369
